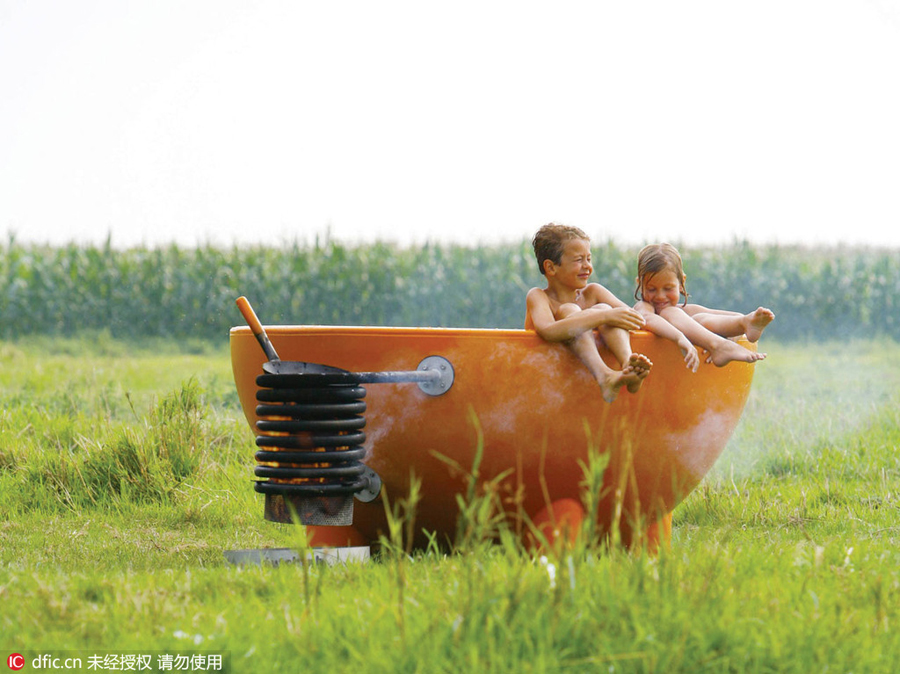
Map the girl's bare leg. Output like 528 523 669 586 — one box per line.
688 306 775 342
743 307 775 342
659 306 766 366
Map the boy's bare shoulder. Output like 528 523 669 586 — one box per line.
581 283 611 302
526 287 550 304
524 287 552 330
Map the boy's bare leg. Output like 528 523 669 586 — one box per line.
691 306 775 342
567 331 629 403
558 305 639 402
622 353 652 393
597 324 652 394
660 307 766 366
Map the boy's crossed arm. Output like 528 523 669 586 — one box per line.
526 287 645 343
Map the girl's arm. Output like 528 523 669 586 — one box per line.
634 301 700 372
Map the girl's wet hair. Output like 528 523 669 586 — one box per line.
634 243 689 304
532 223 590 276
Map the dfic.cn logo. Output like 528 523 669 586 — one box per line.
7 654 25 671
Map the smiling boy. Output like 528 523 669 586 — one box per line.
525 223 652 403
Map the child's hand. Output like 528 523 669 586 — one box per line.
677 336 700 372
593 306 646 331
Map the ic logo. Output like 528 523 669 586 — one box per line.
7 654 24 671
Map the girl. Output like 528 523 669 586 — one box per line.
634 243 774 371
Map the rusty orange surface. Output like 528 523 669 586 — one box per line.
230 326 756 548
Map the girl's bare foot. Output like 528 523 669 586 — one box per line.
744 307 775 342
705 339 767 367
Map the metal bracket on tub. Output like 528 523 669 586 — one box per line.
355 466 382 503
414 355 455 396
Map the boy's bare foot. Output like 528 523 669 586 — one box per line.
705 339 767 367
623 353 652 394
744 307 775 342
596 354 653 402
598 372 626 404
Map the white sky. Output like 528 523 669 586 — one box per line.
2 0 900 250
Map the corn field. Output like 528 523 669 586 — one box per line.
1 235 898 341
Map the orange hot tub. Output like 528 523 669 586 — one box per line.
230 325 757 549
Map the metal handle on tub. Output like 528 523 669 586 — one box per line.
236 295 280 362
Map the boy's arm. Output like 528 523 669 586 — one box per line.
526 288 643 343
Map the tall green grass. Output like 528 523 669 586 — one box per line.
2 236 899 340
2 337 900 671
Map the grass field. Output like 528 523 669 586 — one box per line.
2 335 899 672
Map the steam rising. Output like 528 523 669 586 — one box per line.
711 339 900 480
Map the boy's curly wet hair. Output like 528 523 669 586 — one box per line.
531 223 590 276
634 242 689 304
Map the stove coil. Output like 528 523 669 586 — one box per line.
253 367 373 526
